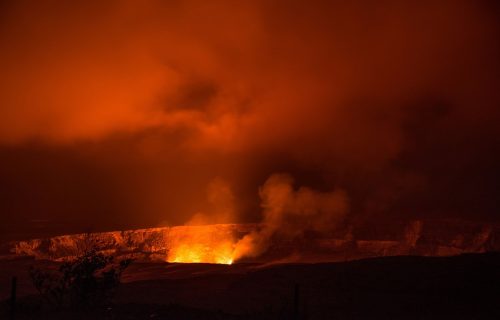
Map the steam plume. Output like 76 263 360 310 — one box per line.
233 174 348 260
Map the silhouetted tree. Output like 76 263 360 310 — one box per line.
30 239 131 310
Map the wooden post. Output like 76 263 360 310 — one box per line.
10 276 17 318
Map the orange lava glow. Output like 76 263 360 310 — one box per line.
166 225 236 264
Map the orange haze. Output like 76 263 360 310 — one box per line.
0 1 499 251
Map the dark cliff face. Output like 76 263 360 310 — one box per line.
5 220 500 263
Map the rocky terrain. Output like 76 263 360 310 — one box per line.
4 219 499 263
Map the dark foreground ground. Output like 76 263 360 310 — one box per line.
1 252 500 319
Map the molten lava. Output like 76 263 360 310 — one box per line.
166 225 237 264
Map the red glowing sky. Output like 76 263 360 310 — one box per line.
0 0 499 238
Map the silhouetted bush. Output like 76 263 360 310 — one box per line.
30 246 131 310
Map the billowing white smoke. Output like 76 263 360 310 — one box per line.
233 173 349 260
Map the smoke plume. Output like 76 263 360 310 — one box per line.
186 177 236 225
233 174 348 260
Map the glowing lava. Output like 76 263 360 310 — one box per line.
166 225 236 264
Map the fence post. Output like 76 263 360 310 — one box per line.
293 283 299 320
10 276 17 318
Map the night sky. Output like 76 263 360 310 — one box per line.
0 0 499 240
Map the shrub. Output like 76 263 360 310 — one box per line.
30 246 131 310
